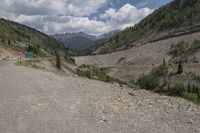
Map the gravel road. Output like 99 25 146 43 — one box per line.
0 62 200 133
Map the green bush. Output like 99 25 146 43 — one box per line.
76 65 127 85
137 64 169 91
137 74 160 90
183 92 199 103
152 65 168 77
169 83 185 96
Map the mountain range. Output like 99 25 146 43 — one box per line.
52 30 120 54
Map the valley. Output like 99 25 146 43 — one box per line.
1 0 200 132
52 30 120 55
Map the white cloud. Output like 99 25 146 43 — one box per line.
99 3 154 34
101 4 153 25
39 16 108 35
43 4 153 35
0 1 154 36
66 0 106 16
0 0 106 17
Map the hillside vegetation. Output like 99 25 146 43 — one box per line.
95 0 200 54
0 18 75 55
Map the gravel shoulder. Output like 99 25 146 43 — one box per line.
0 62 200 133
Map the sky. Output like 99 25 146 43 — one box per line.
0 0 171 36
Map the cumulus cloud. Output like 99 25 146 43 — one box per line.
100 4 154 29
0 0 154 35
0 0 106 16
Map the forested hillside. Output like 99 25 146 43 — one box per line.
95 0 200 54
0 18 75 55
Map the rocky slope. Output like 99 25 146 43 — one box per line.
75 31 200 81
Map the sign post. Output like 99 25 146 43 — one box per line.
18 51 22 63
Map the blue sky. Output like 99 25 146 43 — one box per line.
100 0 171 10
89 0 171 20
0 0 171 35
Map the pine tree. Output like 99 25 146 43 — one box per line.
192 84 196 93
187 82 191 93
115 35 119 43
196 87 200 99
8 39 11 45
178 61 183 74
163 58 166 66
56 51 61 69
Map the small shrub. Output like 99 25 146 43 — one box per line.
76 65 127 85
177 61 183 74
169 83 185 96
137 64 169 91
152 65 168 77
137 74 160 90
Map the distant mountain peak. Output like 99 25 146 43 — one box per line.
53 32 97 41
98 30 121 39
52 30 121 54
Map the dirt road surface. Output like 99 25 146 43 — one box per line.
0 61 200 133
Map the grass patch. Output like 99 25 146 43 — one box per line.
16 59 43 68
183 92 200 104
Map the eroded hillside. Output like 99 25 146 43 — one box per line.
76 31 200 81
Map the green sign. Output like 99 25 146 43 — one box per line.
27 52 33 58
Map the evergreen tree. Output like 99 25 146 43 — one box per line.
192 84 196 93
196 87 200 99
177 61 183 74
187 82 191 93
115 35 119 43
8 39 11 45
56 51 61 69
163 58 166 66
